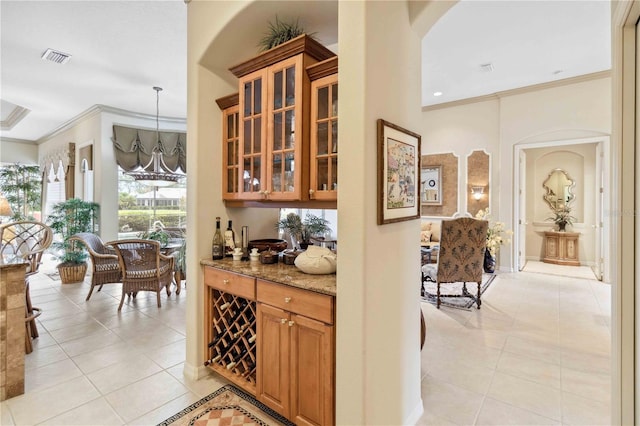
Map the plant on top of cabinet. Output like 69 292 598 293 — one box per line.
258 16 316 52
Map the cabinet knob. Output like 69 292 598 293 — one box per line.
288 320 295 327
281 318 287 324
309 189 315 199
284 297 291 303
223 279 229 285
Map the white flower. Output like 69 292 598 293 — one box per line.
477 209 513 257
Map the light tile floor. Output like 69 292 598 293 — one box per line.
2 256 611 425
418 263 611 425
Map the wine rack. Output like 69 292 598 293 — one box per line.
205 287 257 393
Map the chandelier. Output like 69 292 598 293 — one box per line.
127 86 184 187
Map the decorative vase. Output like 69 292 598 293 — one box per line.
557 221 567 232
483 250 496 274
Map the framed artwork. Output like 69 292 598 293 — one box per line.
377 119 422 225
421 165 442 205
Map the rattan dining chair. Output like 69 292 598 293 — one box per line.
0 220 53 353
107 239 174 311
69 233 122 301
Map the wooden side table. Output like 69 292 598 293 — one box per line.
543 231 580 266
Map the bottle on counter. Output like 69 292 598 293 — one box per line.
212 217 224 260
224 220 236 257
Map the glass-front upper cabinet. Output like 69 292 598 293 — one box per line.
228 35 336 202
267 55 304 201
309 72 338 201
222 104 239 199
238 69 268 200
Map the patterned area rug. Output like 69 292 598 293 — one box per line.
158 384 294 426
421 273 497 310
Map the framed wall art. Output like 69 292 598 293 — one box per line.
377 119 422 225
421 165 442 206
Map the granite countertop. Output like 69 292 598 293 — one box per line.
201 258 336 296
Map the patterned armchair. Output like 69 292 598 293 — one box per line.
436 217 488 309
69 233 122 301
107 239 174 311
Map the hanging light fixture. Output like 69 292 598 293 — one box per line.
127 86 184 187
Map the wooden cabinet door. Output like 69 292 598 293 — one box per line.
238 68 268 200
290 313 334 426
309 74 338 201
256 303 290 417
265 55 307 201
222 105 240 200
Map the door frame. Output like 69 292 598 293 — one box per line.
513 136 610 279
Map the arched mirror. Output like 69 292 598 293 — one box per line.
542 168 575 211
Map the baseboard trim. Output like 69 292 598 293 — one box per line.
405 399 424 425
183 361 211 381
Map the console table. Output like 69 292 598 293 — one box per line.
543 231 580 266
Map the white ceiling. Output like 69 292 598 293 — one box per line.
0 1 611 143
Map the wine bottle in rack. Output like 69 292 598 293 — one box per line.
225 345 250 370
204 347 222 366
241 361 256 378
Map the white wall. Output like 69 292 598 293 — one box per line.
421 77 611 271
0 139 38 164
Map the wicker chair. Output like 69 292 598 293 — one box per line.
107 239 174 311
435 217 488 309
69 233 122 301
0 220 53 353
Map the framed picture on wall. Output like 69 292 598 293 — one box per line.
421 166 442 206
377 119 422 225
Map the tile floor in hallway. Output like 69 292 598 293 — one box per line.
2 256 610 425
418 264 611 425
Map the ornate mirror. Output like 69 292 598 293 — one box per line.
542 168 575 211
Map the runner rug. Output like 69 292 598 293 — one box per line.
157 384 294 426
421 273 497 310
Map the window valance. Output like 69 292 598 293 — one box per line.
112 125 186 173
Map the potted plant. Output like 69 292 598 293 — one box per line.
258 16 315 51
47 198 100 284
475 208 513 273
548 206 576 232
276 212 331 250
139 228 170 247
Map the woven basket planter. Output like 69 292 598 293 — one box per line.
58 263 88 284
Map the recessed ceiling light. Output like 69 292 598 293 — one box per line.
433 91 443 97
479 63 494 72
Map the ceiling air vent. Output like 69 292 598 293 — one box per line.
41 48 71 64
479 63 494 72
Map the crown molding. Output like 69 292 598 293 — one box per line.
0 136 37 145
37 104 186 144
422 70 612 112
1 106 30 131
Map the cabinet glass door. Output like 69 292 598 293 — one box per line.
310 74 338 200
239 70 267 198
268 56 302 199
222 105 239 199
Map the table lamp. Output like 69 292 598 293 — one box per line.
0 196 14 223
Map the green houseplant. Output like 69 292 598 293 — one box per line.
258 16 315 51
276 212 330 250
47 198 99 283
547 206 576 232
0 163 42 220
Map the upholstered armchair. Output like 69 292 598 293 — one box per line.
69 233 122 301
435 217 488 309
107 239 174 311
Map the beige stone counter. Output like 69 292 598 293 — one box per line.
201 258 336 296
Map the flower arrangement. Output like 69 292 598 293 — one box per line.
547 206 576 231
475 208 513 257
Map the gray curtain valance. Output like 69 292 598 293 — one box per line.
112 125 186 173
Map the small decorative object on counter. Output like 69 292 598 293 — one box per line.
282 249 303 265
241 226 249 260
259 249 279 264
294 245 337 274
248 239 288 253
232 248 243 261
249 248 260 262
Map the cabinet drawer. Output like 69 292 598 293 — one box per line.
257 280 334 324
204 267 255 300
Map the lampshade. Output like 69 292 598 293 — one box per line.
126 86 185 187
0 196 14 217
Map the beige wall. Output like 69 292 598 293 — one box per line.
0 140 38 165
421 77 612 271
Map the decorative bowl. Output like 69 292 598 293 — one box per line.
259 250 279 264
249 239 288 253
